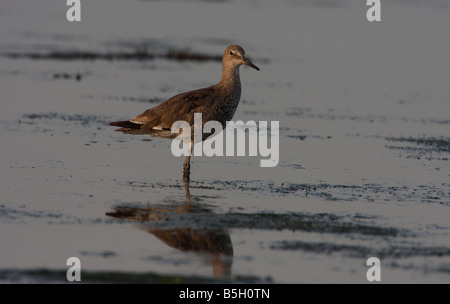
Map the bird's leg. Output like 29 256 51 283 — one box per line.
182 139 193 183
183 155 191 182
184 176 191 203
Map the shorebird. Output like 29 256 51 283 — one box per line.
110 45 260 181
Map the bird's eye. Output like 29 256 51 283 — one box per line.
229 51 234 56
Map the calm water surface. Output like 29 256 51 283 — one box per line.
0 0 449 283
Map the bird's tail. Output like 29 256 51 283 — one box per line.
109 120 143 133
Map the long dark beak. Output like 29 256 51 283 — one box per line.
242 56 260 71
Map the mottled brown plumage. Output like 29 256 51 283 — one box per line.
110 45 260 180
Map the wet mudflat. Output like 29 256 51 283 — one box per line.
0 0 449 283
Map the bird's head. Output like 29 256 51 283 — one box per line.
223 45 260 71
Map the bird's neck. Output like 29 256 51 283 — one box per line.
219 65 240 88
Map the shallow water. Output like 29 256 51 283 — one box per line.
0 0 449 283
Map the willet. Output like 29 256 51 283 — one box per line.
110 45 260 181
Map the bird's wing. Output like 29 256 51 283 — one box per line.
130 86 217 130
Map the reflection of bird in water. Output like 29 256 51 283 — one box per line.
106 182 233 278
148 227 232 278
109 45 260 181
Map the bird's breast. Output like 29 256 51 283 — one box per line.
200 78 242 126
